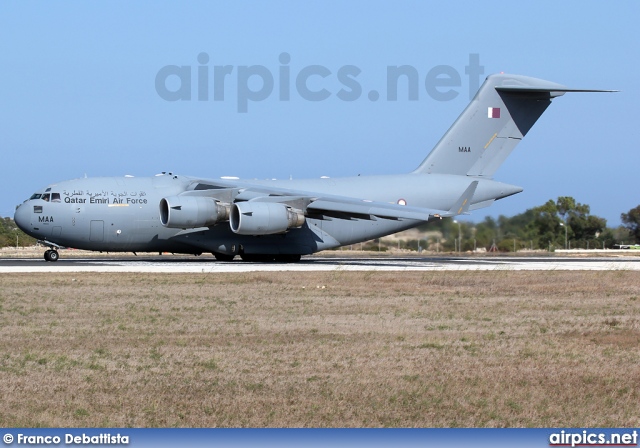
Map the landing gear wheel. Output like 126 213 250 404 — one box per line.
44 250 60 262
48 250 59 262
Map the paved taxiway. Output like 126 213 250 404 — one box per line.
1 256 639 273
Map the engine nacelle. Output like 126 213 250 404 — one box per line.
230 201 305 235
160 196 229 228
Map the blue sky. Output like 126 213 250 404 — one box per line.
2 1 638 226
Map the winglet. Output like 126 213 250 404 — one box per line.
441 181 478 217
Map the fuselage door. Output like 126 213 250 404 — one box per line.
90 220 104 242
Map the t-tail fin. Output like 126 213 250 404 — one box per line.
413 74 614 177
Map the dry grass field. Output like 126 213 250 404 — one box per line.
0 270 638 427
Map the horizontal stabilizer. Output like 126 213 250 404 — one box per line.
495 86 618 95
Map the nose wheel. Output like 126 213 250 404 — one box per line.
44 250 60 262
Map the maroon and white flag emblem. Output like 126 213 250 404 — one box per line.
488 107 501 118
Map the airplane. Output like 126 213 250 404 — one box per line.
13 73 613 262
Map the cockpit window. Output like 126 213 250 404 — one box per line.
42 193 50 202
30 193 42 200
51 193 61 203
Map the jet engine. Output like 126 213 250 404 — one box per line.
230 201 305 235
160 196 230 228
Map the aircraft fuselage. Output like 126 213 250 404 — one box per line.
14 172 520 257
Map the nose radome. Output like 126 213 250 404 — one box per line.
14 203 30 233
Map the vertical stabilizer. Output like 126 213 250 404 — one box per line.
413 74 610 178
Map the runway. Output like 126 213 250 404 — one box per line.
1 255 639 273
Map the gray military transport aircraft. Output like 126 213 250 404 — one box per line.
14 74 612 262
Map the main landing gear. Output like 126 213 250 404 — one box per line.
44 249 59 262
211 252 302 263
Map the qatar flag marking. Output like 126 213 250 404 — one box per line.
488 107 501 118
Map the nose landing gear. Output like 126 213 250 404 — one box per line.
44 249 60 262
38 240 63 262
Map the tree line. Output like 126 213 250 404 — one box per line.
414 197 639 252
0 217 37 248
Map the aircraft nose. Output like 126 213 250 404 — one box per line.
14 203 30 233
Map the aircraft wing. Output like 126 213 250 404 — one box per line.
306 198 435 221
183 177 478 221
307 181 477 220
